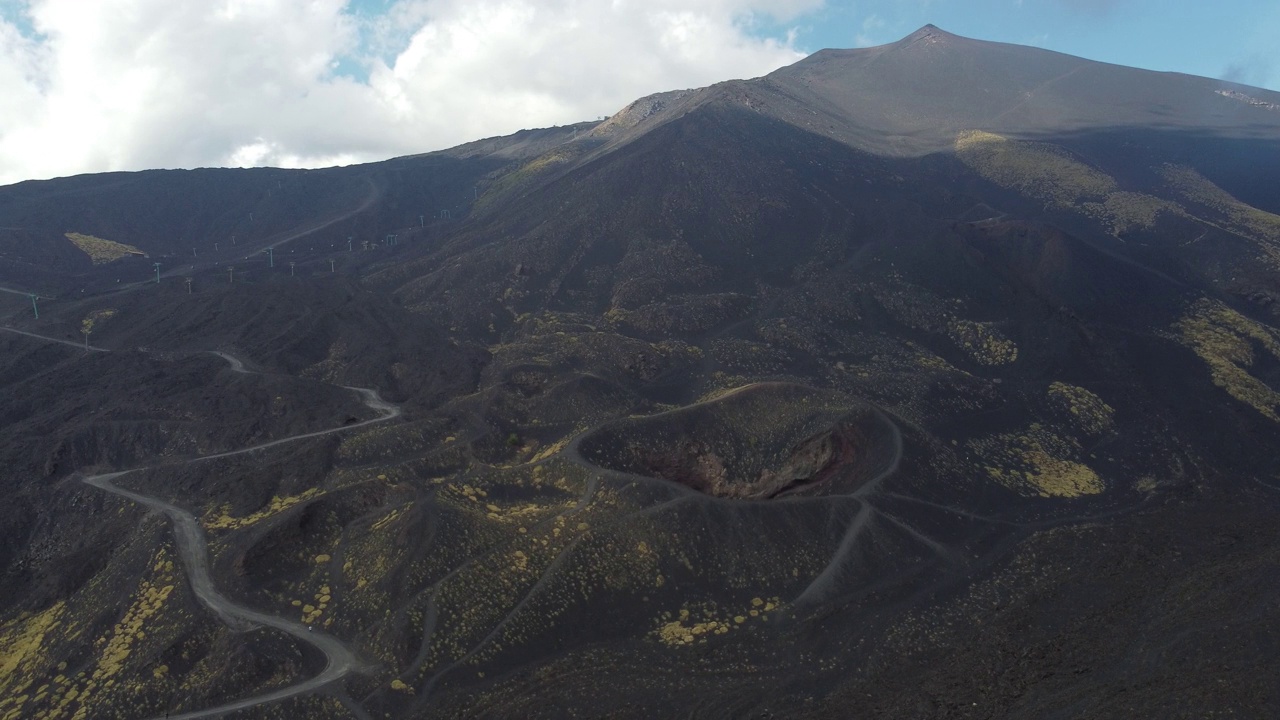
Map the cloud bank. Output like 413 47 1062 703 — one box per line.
0 0 818 185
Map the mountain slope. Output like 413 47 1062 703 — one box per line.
1 26 1279 720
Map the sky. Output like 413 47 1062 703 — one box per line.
0 0 1276 186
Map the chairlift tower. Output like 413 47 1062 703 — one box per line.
29 293 38 319
289 261 296 276
185 277 193 294
153 263 162 283
267 247 274 268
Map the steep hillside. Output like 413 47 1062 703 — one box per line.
0 124 592 295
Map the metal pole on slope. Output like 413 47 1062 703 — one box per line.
29 294 38 318
154 263 162 283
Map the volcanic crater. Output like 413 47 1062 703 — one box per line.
575 383 899 499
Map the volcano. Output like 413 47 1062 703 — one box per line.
1 26 1279 720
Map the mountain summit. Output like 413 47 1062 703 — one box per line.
598 24 1280 158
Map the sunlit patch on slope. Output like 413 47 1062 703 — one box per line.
1174 298 1280 421
64 233 145 265
955 130 1116 207
1161 164 1280 242
954 131 1184 236
1047 382 1115 436
1161 164 1280 272
0 601 67 717
202 488 324 531
973 428 1104 498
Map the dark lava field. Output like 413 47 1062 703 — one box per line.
2 25 1280 720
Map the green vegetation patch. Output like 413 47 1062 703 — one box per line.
653 596 783 647
1175 298 1280 421
955 130 1116 207
605 292 752 337
969 423 1104 498
946 319 1018 366
80 308 117 336
0 601 66 706
1162 164 1280 242
956 131 1188 237
65 232 144 264
1047 382 1115 436
203 488 324 531
1081 191 1184 234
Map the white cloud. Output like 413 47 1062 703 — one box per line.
0 0 820 185
853 13 885 47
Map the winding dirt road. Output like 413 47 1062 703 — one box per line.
0 325 107 351
0 284 52 299
2 334 405 719
87 345 396 712
83 471 360 719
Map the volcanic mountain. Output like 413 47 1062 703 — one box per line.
2 25 1279 720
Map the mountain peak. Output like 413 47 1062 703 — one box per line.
901 23 956 45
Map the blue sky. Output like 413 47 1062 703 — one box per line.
0 0 1276 183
